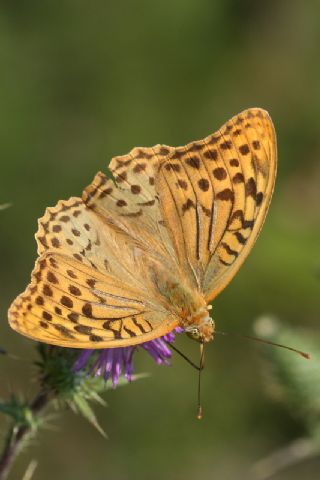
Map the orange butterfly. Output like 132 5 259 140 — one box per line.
8 108 277 351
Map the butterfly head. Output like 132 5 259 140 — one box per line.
184 307 215 343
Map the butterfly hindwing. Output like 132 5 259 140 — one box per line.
9 194 179 347
82 145 178 266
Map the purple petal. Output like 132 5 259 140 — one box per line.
122 347 135 382
111 349 122 388
73 349 94 371
73 327 182 388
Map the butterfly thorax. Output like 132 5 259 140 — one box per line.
153 270 214 343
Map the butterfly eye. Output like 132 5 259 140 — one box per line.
186 327 201 341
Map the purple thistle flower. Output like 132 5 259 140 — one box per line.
74 328 183 388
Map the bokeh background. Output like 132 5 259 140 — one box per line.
1 1 319 479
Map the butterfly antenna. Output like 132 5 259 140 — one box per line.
197 342 205 420
215 330 310 359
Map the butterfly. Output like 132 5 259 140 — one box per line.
8 108 277 349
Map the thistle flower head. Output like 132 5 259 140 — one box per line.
74 328 183 388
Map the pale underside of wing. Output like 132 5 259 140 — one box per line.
82 144 180 269
155 108 277 301
8 194 179 348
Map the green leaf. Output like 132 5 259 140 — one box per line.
35 344 149 435
0 396 36 428
70 394 107 438
254 316 320 438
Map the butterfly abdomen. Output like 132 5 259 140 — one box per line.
151 266 202 311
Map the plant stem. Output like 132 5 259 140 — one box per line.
0 391 50 480
250 437 319 480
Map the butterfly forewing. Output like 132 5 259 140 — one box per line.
203 109 276 300
156 108 276 300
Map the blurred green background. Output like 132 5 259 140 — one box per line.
1 1 319 479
